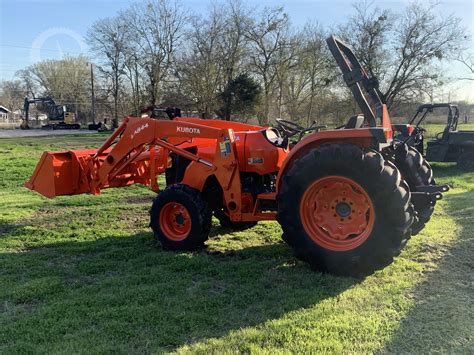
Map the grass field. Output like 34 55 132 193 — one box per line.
0 131 473 353
420 122 474 139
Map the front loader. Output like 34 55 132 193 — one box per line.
25 36 448 277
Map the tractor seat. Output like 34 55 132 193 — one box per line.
344 115 365 129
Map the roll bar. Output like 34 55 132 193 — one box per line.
409 103 459 131
326 35 384 127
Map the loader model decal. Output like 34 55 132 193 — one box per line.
131 123 149 139
177 126 201 135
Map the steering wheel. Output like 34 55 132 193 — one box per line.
275 119 305 137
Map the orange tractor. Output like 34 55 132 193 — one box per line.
25 36 447 276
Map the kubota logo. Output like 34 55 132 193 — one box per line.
177 126 201 134
131 123 149 139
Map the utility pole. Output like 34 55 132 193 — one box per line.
90 63 96 125
135 56 140 116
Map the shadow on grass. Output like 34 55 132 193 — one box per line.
0 228 357 352
384 169 474 352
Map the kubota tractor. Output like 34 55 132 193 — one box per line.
25 36 448 277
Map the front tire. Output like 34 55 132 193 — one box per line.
277 144 414 277
150 184 211 250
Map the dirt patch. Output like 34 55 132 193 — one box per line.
0 129 98 139
121 195 155 205
119 209 150 230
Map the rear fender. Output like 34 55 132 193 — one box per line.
276 128 389 191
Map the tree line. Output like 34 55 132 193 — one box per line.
1 0 472 127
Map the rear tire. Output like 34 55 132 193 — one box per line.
277 144 414 277
394 143 434 234
150 184 211 250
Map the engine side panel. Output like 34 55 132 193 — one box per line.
238 131 288 175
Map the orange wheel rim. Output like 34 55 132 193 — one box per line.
159 202 192 241
299 176 375 251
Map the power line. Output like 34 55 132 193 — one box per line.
0 43 87 55
19 101 116 105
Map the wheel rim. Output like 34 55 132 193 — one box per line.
299 176 375 251
159 202 192 241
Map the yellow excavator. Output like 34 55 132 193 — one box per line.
21 96 80 129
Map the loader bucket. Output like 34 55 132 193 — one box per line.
25 150 96 198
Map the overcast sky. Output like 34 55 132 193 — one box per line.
0 0 473 101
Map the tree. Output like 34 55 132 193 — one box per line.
0 80 26 116
123 51 143 116
128 0 187 105
276 24 333 124
217 73 261 120
20 56 91 121
245 6 289 124
177 6 226 117
298 25 334 125
339 1 466 108
176 1 249 119
216 0 249 120
88 15 129 127
456 52 474 81
273 31 299 119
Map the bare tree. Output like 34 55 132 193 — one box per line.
88 15 129 127
0 80 26 118
302 25 334 124
20 56 91 120
174 1 249 119
177 6 225 117
273 31 299 119
340 1 466 108
5 0 472 126
339 1 392 82
456 52 474 81
128 0 187 105
217 0 249 120
283 24 333 124
123 51 143 116
245 6 289 124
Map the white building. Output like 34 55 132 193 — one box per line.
0 105 10 120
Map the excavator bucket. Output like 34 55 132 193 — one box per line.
25 150 95 198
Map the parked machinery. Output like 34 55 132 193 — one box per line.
25 36 448 277
21 96 80 130
393 103 474 171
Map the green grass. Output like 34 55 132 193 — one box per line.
420 122 474 139
0 131 473 353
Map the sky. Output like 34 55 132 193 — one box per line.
0 0 473 101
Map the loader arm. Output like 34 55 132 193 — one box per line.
25 117 242 211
